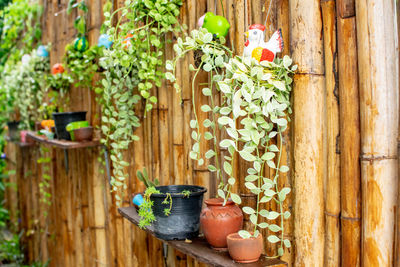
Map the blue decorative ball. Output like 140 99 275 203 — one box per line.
98 34 113 49
132 194 144 207
37 45 49 58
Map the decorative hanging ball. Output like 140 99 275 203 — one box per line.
74 36 89 52
51 63 65 75
132 194 144 207
97 34 113 49
21 54 31 65
199 12 230 38
37 45 49 58
122 33 134 49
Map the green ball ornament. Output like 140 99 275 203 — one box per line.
74 37 89 52
201 12 230 38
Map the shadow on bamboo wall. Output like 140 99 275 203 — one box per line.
3 0 400 266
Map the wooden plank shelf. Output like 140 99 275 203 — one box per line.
26 131 100 149
119 207 287 267
5 136 36 148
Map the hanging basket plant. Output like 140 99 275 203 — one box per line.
98 0 183 205
216 55 296 260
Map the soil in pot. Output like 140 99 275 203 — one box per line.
52 112 87 140
150 185 207 240
7 121 20 141
200 198 243 251
227 232 263 263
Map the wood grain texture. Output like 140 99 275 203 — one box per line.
290 0 326 266
321 1 340 266
337 15 361 267
355 0 399 266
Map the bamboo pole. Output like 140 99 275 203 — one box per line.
321 1 340 266
396 1 400 265
355 0 399 266
289 0 325 265
337 10 362 266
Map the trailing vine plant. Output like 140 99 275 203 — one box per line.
98 0 182 205
165 28 241 205
37 145 52 217
217 55 296 257
0 0 42 68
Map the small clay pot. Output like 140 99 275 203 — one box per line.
200 198 243 251
227 232 263 263
73 126 93 142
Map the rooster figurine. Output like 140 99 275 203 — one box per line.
243 24 284 63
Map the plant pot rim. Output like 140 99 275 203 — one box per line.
73 126 93 131
150 185 207 198
204 197 234 206
52 111 87 116
227 232 262 241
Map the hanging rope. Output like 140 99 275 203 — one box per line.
263 0 273 30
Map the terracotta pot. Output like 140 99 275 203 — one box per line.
73 126 93 142
227 232 263 263
200 198 243 251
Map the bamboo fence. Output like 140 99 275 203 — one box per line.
2 0 400 266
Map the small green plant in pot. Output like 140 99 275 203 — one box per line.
136 168 207 241
217 55 295 262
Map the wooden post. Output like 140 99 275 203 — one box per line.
337 3 362 265
321 1 340 266
355 0 399 266
290 0 325 265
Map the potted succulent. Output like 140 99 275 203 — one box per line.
136 169 207 240
215 55 295 262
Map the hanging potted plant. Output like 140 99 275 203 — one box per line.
136 168 207 240
215 53 295 262
166 15 245 250
98 0 183 206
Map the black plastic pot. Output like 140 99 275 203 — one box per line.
7 121 20 141
150 185 207 240
52 112 87 140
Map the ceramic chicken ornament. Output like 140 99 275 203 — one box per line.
21 54 31 65
37 45 49 58
198 12 230 38
51 63 64 75
122 33 134 49
98 34 113 49
243 24 283 63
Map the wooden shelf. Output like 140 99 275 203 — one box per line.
119 207 287 267
26 131 100 149
5 136 36 148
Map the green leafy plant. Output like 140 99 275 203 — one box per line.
98 0 183 205
217 55 296 257
37 145 52 217
64 43 99 89
165 27 239 205
0 0 42 68
136 167 159 188
67 0 88 36
2 50 50 130
45 70 73 112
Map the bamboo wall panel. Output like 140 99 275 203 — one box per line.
290 0 325 266
356 0 399 266
4 0 400 267
337 11 361 267
321 1 340 266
